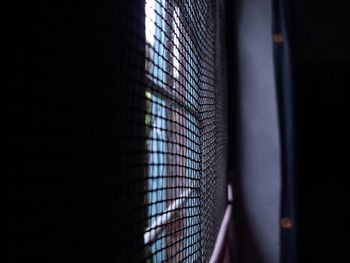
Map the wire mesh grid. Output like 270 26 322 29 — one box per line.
139 0 227 262
11 0 226 262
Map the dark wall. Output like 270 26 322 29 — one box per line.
289 1 350 262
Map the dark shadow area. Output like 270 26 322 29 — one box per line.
10 1 146 262
295 63 349 263
288 0 350 262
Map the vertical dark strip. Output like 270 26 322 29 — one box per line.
215 0 229 227
272 1 297 263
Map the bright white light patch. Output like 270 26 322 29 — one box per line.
173 6 180 79
145 0 156 45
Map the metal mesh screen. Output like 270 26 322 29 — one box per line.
11 0 227 262
141 0 228 262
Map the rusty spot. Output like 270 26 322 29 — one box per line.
281 217 293 229
273 33 284 44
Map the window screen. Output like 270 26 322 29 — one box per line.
141 0 228 262
11 0 228 262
